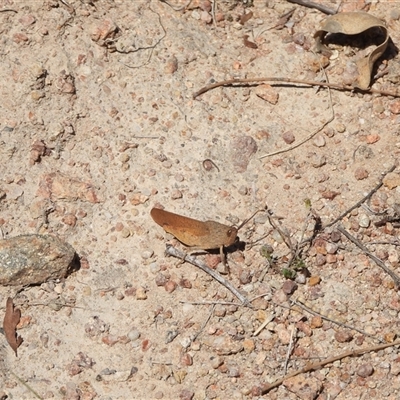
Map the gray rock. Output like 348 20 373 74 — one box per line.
0 234 77 286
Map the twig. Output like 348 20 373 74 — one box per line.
260 111 334 158
253 312 275 337
158 0 192 11
324 165 396 228
192 304 215 342
10 371 43 400
118 7 166 68
286 0 337 15
193 77 400 99
260 339 400 394
262 57 335 159
284 326 297 374
266 210 294 254
165 245 251 307
337 225 400 288
211 0 217 30
291 299 384 343
0 8 18 13
180 300 241 306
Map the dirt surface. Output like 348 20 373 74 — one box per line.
2 0 400 399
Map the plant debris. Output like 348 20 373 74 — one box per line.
3 297 23 356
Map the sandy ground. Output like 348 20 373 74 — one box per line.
2 0 400 399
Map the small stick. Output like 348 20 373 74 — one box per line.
262 60 335 159
337 225 400 288
165 245 251 306
286 0 337 15
159 0 193 11
193 77 400 99
180 300 242 306
253 312 275 337
266 210 294 254
260 339 400 394
118 7 166 68
10 371 43 399
324 164 396 228
292 299 384 343
284 326 297 374
192 304 215 342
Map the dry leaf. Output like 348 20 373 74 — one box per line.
3 297 23 356
240 11 253 25
314 11 389 89
243 34 258 49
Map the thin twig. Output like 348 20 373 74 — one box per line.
10 371 43 400
286 0 337 15
324 165 396 228
211 0 217 30
158 0 193 11
337 225 400 288
193 77 400 99
291 299 384 343
180 300 241 306
266 210 294 254
253 312 275 337
165 245 251 307
118 7 166 68
260 111 334 158
284 326 297 374
260 340 400 394
192 304 215 342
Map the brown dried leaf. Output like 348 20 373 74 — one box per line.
314 11 389 89
243 35 258 49
3 297 23 356
240 11 253 25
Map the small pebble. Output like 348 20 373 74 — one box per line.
358 214 370 228
282 131 295 144
136 287 147 300
313 135 326 147
203 159 218 171
311 154 326 168
211 356 224 369
282 280 297 294
354 167 369 180
295 273 306 284
326 254 337 263
310 316 323 329
242 338 255 352
383 172 400 189
141 250 154 260
335 123 346 133
389 100 400 114
180 353 193 366
155 273 169 286
171 189 183 199
179 389 194 400
334 330 353 343
228 366 241 377
326 242 338 254
165 280 177 293
239 270 252 284
238 185 248 195
357 363 374 378
308 276 321 286
164 56 178 75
